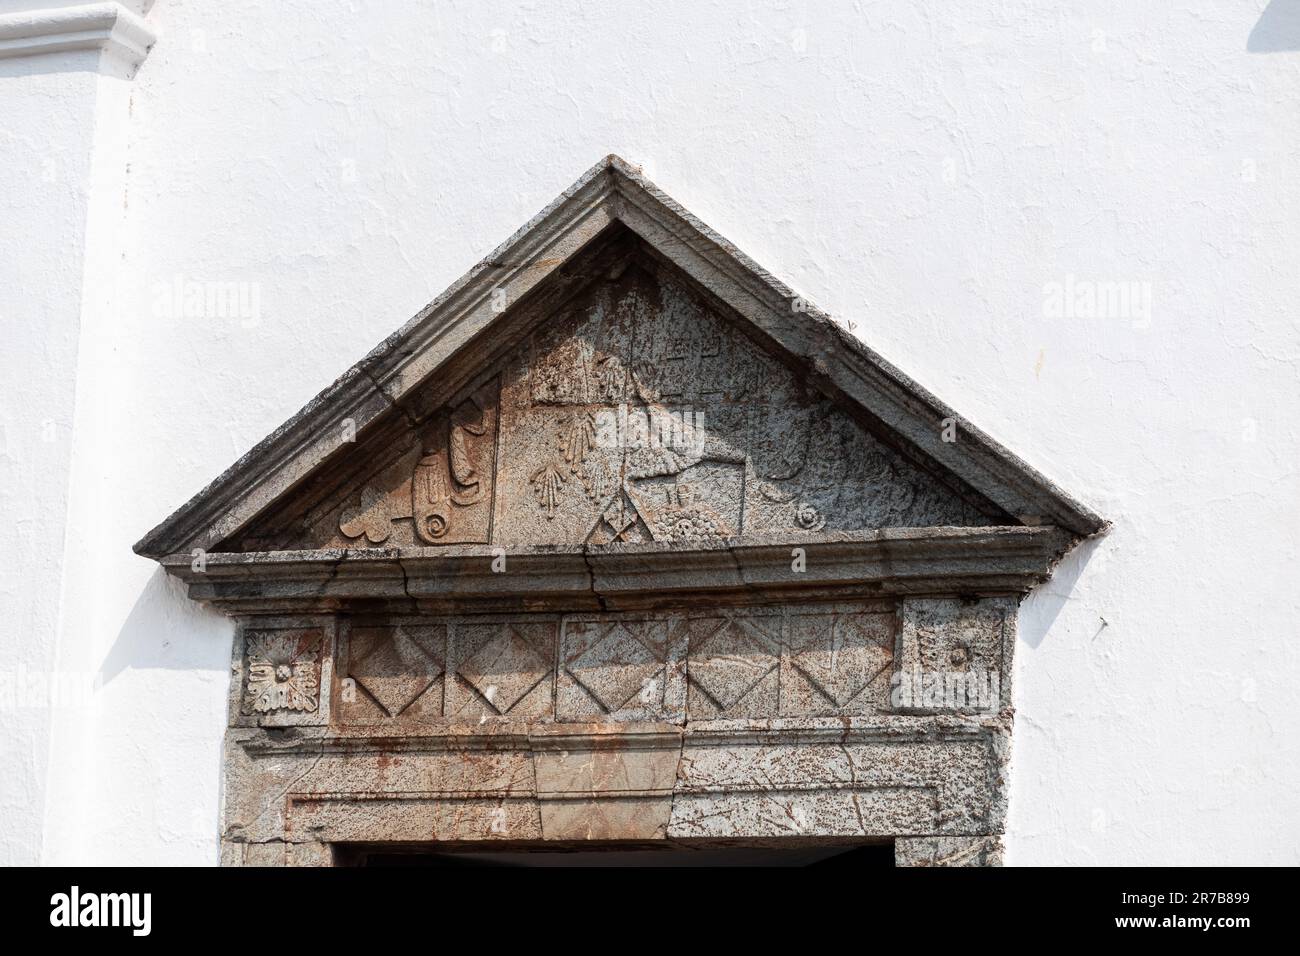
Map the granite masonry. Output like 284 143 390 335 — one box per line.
136 156 1105 866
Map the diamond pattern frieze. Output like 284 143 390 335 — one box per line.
781 608 896 716
447 619 557 720
558 617 687 721
342 624 446 721
686 613 781 718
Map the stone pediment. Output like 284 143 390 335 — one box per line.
135 157 1108 867
226 245 999 555
136 155 1103 609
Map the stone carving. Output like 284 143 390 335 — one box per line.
411 382 498 544
446 619 556 720
242 629 322 714
558 617 687 722
241 255 997 553
493 264 993 548
530 462 566 519
321 604 913 727
334 380 499 548
686 614 782 719
344 625 445 721
896 597 1011 714
338 487 391 544
782 607 896 716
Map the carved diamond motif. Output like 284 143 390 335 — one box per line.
350 626 444 717
688 617 779 711
457 625 549 714
790 612 893 707
567 623 662 713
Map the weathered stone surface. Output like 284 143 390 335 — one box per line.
490 266 994 548
286 841 333 867
219 715 1006 854
231 618 334 728
895 834 1004 867
240 841 287 866
896 596 1013 714
532 725 681 840
447 618 557 721
135 158 1105 866
780 605 896 716
340 624 445 722
231 251 1000 555
241 628 323 715
292 603 914 731
557 616 687 722
672 724 1002 837
225 600 1023 737
669 786 937 839
686 613 782 719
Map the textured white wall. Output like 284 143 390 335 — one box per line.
5 0 1298 864
0 49 99 866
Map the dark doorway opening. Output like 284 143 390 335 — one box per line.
335 839 894 867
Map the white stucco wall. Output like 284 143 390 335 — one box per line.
3 0 1298 865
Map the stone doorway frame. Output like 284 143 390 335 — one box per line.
197 539 1061 867
137 157 1104 867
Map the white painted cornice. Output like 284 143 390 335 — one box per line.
0 2 155 68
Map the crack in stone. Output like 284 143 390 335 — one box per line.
356 358 422 433
230 739 327 842
579 545 609 612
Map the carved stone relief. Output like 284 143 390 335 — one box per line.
233 622 334 729
240 261 998 554
781 605 897 716
331 380 500 549
446 618 557 721
142 159 1104 867
557 616 688 723
896 597 1013 715
492 267 993 547
325 601 924 729
339 624 445 723
685 613 783 719
241 628 323 716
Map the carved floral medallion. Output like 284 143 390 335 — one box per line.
242 629 322 714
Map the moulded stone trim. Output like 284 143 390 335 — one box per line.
162 525 1076 614
0 3 155 68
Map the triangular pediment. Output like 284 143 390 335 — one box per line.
135 156 1104 561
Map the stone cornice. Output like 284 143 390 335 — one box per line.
238 714 1006 758
0 2 155 68
164 525 1075 613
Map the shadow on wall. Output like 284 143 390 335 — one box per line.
100 567 232 684
1016 533 1103 651
1249 0 1300 51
